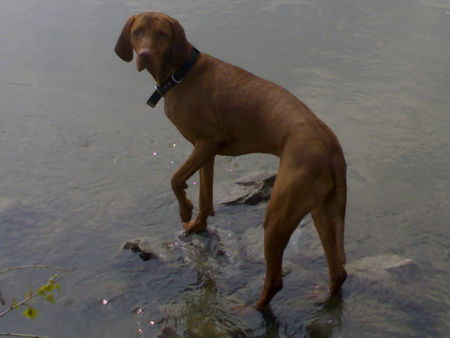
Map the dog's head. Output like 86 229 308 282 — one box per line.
115 12 191 78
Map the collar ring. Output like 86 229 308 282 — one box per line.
171 74 183 84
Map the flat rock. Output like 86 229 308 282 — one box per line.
122 236 186 262
346 254 417 281
240 226 264 262
217 170 277 205
123 229 229 264
123 238 162 261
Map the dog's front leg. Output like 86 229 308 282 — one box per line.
171 141 219 231
181 158 215 233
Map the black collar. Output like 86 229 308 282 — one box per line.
147 47 200 108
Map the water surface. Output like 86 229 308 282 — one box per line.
1 0 449 336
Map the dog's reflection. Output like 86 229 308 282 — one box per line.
257 294 345 337
156 230 345 337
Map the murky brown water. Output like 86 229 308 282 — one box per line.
1 0 449 337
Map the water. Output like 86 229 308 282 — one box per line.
1 0 449 336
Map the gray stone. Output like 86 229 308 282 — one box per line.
241 226 264 262
218 170 277 205
123 229 230 264
122 237 183 262
346 254 417 281
123 238 160 260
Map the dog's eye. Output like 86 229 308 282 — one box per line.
156 31 167 39
133 29 143 37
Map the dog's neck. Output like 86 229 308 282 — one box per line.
147 63 173 85
146 46 200 108
148 44 194 84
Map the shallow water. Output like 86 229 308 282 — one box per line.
1 0 449 336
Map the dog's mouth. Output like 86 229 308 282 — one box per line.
137 55 164 77
136 48 157 72
136 56 149 72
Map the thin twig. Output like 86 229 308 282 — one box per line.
0 294 33 318
0 265 68 274
0 270 74 319
0 332 50 338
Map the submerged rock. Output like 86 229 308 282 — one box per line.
347 254 417 281
157 327 180 338
122 237 184 262
241 226 264 262
123 229 229 264
218 170 277 205
123 239 160 261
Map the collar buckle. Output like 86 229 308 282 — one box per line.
154 84 163 96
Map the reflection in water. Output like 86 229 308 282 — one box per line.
156 230 251 336
306 294 344 338
152 229 346 337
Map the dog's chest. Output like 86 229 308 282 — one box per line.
164 106 197 143
164 104 186 128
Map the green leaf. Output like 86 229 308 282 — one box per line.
38 284 49 295
38 281 56 295
45 294 55 304
22 306 38 319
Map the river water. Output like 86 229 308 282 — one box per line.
1 0 449 337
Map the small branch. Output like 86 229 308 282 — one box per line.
0 265 68 274
0 332 50 338
0 271 73 319
0 294 33 318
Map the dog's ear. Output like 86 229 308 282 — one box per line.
115 15 136 62
168 17 191 67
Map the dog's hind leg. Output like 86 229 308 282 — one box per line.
311 185 347 294
255 162 314 310
199 157 216 217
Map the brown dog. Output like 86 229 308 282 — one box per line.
115 12 347 310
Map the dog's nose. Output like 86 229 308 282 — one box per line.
138 48 152 58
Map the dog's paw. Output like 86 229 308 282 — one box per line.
183 220 207 234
